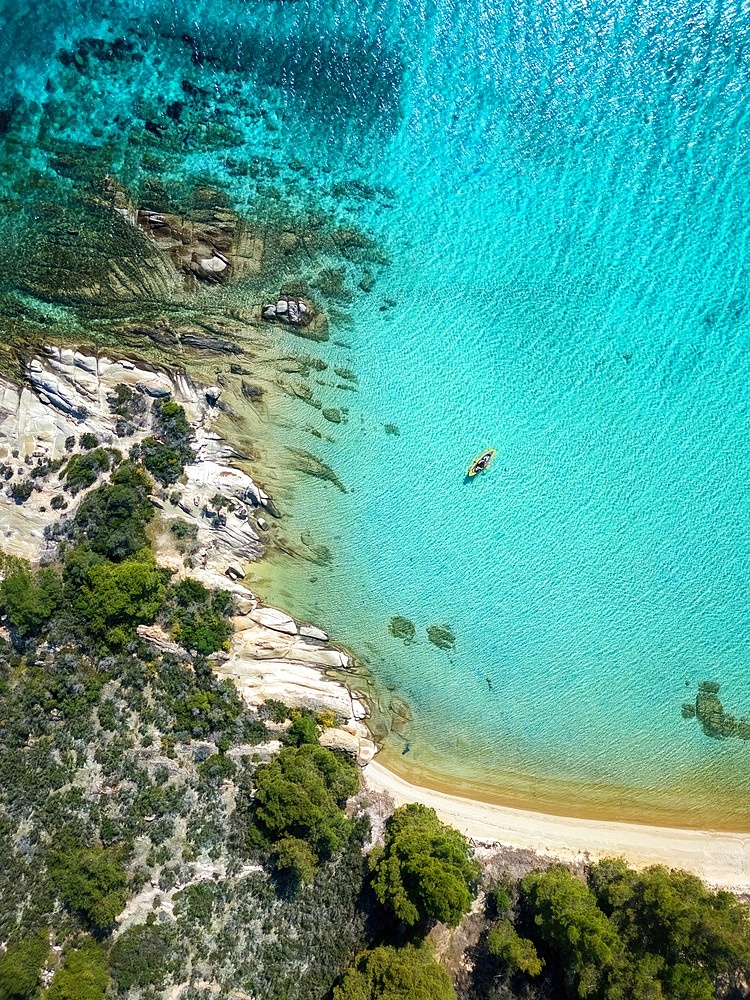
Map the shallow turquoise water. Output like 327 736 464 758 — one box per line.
3 0 750 822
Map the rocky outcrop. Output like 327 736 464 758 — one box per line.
262 297 311 325
0 346 377 765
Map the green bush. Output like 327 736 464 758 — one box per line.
370 803 480 928
70 461 154 561
487 919 543 977
47 938 108 1000
0 564 62 636
284 713 319 746
0 930 49 1000
62 448 115 495
166 579 233 655
134 398 195 485
253 743 359 868
521 866 623 999
79 432 99 451
199 753 237 783
69 552 166 645
109 921 174 990
8 480 33 503
50 845 128 932
333 943 456 1000
274 835 318 885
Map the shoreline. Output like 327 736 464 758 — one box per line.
363 759 750 893
4 346 750 893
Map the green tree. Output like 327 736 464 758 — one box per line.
487 919 543 977
47 938 108 1000
70 552 166 644
521 866 624 999
370 803 480 928
0 930 49 999
274 836 318 884
333 943 456 1000
0 564 62 636
253 744 359 868
590 859 750 993
285 712 319 746
71 461 154 561
50 845 128 932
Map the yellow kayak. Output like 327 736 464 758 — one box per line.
467 448 496 477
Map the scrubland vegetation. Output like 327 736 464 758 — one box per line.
0 399 749 999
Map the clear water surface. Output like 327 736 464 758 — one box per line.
3 0 750 825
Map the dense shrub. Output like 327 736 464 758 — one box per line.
70 461 154 561
253 744 360 869
0 930 49 1000
333 943 456 1000
50 845 128 932
109 921 175 991
133 398 194 485
62 448 116 495
68 552 166 646
487 919 543 976
370 803 480 928
0 563 62 636
166 578 233 654
47 938 108 1000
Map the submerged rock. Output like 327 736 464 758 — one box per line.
427 624 455 650
389 616 416 643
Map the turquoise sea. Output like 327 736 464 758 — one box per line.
3 0 750 825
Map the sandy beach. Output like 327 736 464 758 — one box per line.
364 760 750 892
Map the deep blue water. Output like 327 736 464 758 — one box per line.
3 0 750 823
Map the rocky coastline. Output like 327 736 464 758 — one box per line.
0 345 377 764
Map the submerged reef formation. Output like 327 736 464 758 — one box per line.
682 681 750 741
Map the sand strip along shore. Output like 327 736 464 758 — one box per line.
364 760 750 892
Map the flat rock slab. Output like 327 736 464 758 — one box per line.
250 607 297 634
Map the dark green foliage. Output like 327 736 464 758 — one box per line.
165 578 233 655
50 844 128 932
521 866 623 999
274 835 319 885
333 942 457 1000
285 712 319 746
8 480 33 503
0 563 62 636
62 448 115 495
109 921 175 991
169 518 195 540
0 930 49 999
68 552 166 647
259 698 291 723
199 753 236 783
589 858 750 994
136 398 194 486
70 461 154 561
487 919 543 977
370 803 480 928
253 744 359 869
47 938 108 1000
79 432 99 450
50 493 67 510
136 436 185 487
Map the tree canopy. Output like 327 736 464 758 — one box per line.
252 743 359 872
333 943 457 1000
370 803 480 928
0 930 49 1000
47 938 108 1000
50 844 128 932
